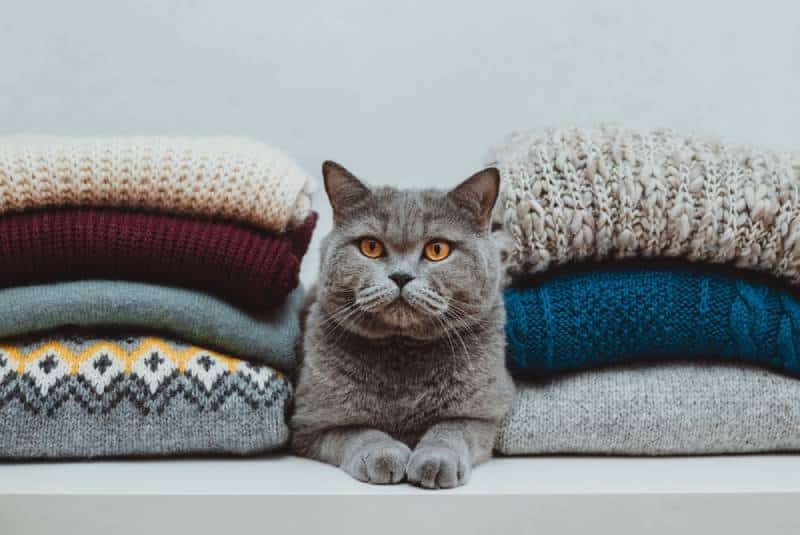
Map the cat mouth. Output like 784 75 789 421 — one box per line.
377 298 430 327
387 296 416 311
355 287 446 326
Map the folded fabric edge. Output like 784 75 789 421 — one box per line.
487 124 800 284
0 281 305 372
0 135 319 234
503 264 800 378
0 207 314 310
495 360 800 456
0 332 293 459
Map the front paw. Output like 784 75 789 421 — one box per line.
406 445 471 489
342 439 411 485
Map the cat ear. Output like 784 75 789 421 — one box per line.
322 161 370 218
448 167 500 229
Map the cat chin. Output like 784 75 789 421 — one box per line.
373 308 428 331
344 307 443 340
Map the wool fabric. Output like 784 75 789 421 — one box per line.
488 124 800 284
0 208 316 310
0 281 304 372
496 362 800 455
0 136 316 232
505 266 800 377
0 332 291 459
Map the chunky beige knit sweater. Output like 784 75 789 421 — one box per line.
0 137 315 232
488 124 800 282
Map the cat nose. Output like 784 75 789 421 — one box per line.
389 272 415 288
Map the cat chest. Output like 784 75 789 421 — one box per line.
339 367 475 432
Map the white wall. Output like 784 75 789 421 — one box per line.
1 0 798 285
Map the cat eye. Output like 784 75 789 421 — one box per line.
423 240 451 261
359 237 385 258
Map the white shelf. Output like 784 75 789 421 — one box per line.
3 454 800 495
2 455 800 534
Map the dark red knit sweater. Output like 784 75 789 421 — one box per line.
1 209 317 310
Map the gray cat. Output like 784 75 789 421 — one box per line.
291 161 514 489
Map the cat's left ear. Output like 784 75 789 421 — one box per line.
448 167 500 230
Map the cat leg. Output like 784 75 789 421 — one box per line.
407 419 496 489
300 428 411 485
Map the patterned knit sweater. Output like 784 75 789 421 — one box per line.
505 265 800 377
0 332 292 459
489 125 800 283
0 137 315 232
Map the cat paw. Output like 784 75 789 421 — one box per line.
406 445 471 489
342 439 411 485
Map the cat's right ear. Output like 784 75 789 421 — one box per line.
322 161 370 219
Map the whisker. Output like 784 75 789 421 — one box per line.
331 306 367 345
319 301 360 327
320 302 364 338
432 314 458 361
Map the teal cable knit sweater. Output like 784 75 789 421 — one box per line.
505 266 800 377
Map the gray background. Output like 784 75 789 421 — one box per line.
1 0 798 284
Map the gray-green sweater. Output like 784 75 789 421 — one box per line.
0 281 303 373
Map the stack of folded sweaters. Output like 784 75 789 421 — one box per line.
0 137 316 459
489 125 800 455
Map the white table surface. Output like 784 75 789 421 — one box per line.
2 454 799 495
2 455 800 534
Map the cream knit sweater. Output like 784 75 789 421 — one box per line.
488 124 800 282
0 137 315 232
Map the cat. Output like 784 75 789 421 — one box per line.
290 161 514 489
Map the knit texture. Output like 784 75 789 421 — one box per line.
0 281 304 372
0 136 316 232
488 124 800 283
496 362 800 455
0 332 291 459
0 208 316 310
505 266 800 377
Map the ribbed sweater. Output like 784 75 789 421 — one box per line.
0 208 316 310
0 136 316 232
505 265 800 377
489 124 800 284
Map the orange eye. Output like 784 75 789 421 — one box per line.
359 238 384 258
424 240 451 261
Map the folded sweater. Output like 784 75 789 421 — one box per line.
0 208 316 310
0 281 303 372
489 124 800 283
0 332 291 459
496 362 800 455
0 136 315 232
505 266 800 377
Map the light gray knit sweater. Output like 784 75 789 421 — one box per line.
488 125 800 283
496 362 800 455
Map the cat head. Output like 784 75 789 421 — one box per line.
316 161 503 340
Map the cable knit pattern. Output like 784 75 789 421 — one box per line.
505 265 800 377
0 136 316 232
496 362 800 455
488 124 800 283
0 332 291 459
0 208 317 310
